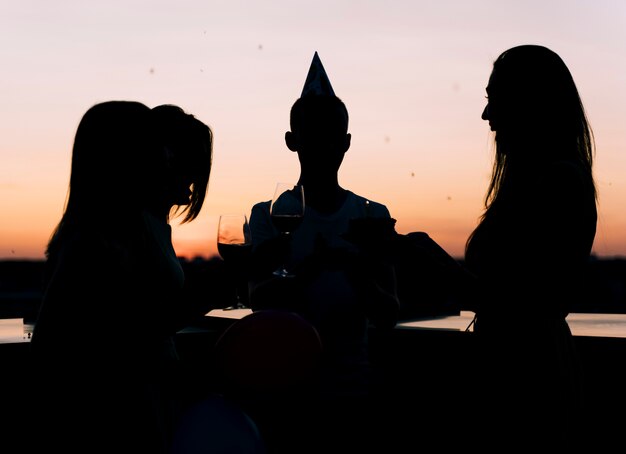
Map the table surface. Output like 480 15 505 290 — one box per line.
205 309 626 339
396 311 626 338
5 309 626 344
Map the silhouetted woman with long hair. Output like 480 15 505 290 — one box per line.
464 45 597 449
31 101 214 453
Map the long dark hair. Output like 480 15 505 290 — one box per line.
46 100 162 259
151 104 213 224
466 45 596 251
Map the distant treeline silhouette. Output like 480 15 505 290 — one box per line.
0 255 625 320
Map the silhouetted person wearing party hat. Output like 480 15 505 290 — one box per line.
248 52 400 452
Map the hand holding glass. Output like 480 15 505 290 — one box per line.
270 183 305 277
217 214 253 309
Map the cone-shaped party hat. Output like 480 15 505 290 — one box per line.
300 51 335 97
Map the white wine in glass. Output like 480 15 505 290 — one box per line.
217 214 253 309
270 183 305 277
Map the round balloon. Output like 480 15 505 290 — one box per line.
212 309 323 393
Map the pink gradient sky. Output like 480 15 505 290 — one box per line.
1 1 625 260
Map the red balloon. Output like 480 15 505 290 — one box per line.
213 310 323 393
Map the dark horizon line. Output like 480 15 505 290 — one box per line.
1 252 625 263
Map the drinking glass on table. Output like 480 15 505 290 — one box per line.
270 183 305 278
217 214 253 309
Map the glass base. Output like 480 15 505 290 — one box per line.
224 301 248 310
273 267 295 278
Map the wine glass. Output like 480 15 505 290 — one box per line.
217 214 253 309
270 182 305 278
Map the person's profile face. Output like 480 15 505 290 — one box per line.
164 145 193 207
169 174 193 207
482 70 498 132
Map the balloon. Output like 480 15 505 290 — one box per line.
170 394 266 454
212 309 323 393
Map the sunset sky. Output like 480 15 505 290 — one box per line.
2 1 625 260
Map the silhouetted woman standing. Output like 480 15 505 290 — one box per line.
31 101 214 453
464 45 597 450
